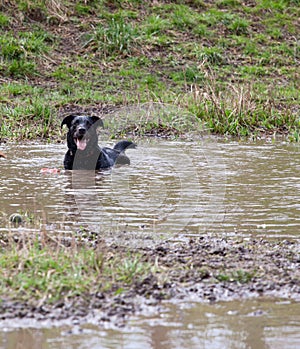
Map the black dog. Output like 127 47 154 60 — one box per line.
61 114 136 170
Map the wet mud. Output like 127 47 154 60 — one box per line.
1 236 299 327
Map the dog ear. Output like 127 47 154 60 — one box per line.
61 114 77 129
90 116 104 128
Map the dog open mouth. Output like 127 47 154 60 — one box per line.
74 135 89 151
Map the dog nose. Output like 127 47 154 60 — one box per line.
78 127 86 135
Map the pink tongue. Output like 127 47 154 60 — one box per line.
76 138 87 151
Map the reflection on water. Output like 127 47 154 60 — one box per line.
1 300 300 349
0 140 300 348
0 140 299 242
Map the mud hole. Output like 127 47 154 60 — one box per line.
1 236 299 327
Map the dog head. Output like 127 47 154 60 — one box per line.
61 114 104 152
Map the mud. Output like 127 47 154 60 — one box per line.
1 236 299 328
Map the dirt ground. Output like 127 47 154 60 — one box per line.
1 236 299 327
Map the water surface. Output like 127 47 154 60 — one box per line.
0 139 299 244
1 299 299 349
0 139 300 348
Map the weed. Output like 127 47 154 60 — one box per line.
188 68 298 137
0 12 10 27
227 16 249 35
192 23 209 38
18 29 54 54
171 4 198 30
0 28 53 78
142 14 170 37
216 269 256 284
217 0 241 6
290 129 300 142
115 256 151 284
0 36 24 59
171 66 205 84
0 29 51 58
82 17 139 57
0 242 98 302
197 47 224 65
75 3 92 15
6 59 37 78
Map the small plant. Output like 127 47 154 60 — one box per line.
216 269 256 284
197 47 224 65
6 59 37 78
0 239 153 303
192 23 209 38
217 0 241 6
0 242 97 302
171 65 205 84
0 30 52 59
143 14 169 37
171 4 197 30
18 29 53 54
82 18 139 57
0 12 10 27
227 17 249 35
0 99 56 139
0 36 24 59
188 68 297 137
115 256 151 284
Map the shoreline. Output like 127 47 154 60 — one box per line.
0 235 299 328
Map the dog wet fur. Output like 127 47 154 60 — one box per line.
61 114 136 170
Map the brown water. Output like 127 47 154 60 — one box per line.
0 139 299 244
1 299 300 349
0 139 299 348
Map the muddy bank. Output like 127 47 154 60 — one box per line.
0 236 299 328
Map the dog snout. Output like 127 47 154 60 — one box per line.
78 127 86 135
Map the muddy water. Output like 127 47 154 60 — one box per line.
1 299 300 349
0 139 300 348
0 140 299 243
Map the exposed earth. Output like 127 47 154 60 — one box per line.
1 235 299 327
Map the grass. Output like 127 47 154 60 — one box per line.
186 71 300 137
81 17 139 57
0 232 289 307
0 237 152 303
0 97 58 139
0 233 264 305
216 269 257 284
0 0 298 141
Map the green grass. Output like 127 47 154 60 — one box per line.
0 233 263 305
216 269 256 284
0 0 299 140
81 17 139 58
0 239 152 303
0 27 53 78
0 95 58 139
186 74 299 137
0 12 10 27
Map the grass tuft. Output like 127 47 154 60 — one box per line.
188 69 297 137
216 269 256 284
0 238 152 303
82 17 139 57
